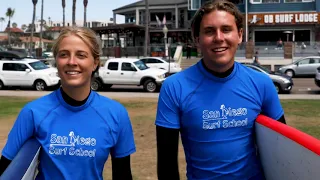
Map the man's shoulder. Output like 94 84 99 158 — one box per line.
237 63 271 80
163 62 202 90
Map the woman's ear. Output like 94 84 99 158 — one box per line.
93 59 99 71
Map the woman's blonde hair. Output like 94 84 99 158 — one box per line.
52 26 101 76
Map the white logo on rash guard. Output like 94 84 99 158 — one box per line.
49 131 97 157
202 104 248 130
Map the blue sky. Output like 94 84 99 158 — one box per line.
0 0 139 30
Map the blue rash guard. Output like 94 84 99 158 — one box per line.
156 60 284 180
2 89 136 180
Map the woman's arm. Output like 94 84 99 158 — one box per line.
111 155 132 180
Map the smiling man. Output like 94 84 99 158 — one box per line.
155 0 286 180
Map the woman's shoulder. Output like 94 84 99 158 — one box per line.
92 92 127 112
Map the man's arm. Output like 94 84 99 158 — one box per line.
111 155 132 180
156 126 180 180
0 156 12 176
277 114 286 124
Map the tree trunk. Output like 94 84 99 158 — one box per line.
63 8 65 27
8 19 11 46
30 4 36 55
72 0 76 26
40 0 44 50
83 7 87 27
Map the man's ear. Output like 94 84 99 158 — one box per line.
195 37 200 47
238 28 243 44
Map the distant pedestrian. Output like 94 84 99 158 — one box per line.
253 51 260 65
186 42 192 59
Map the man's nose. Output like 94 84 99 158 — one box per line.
214 30 224 42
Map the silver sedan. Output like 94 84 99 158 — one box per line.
278 56 320 77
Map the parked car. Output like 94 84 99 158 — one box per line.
139 57 181 75
278 56 320 77
315 66 320 88
0 59 60 91
243 63 293 94
91 58 167 92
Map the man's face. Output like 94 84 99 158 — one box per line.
197 10 243 72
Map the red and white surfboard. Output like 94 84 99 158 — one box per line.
255 115 320 180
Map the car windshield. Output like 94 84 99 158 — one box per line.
134 60 149 70
29 61 49 70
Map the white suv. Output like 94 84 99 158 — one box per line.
139 57 181 75
92 58 167 92
0 59 60 91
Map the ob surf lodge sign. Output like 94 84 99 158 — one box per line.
248 12 320 25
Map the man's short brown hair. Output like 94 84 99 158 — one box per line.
191 0 244 41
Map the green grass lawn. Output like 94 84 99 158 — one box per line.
0 96 319 180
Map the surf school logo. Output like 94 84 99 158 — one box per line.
202 104 248 130
49 131 97 157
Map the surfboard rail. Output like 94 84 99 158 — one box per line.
255 115 320 180
0 138 41 180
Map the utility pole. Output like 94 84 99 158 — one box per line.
144 0 149 57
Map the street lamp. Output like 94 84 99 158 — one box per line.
162 25 170 75
162 25 168 58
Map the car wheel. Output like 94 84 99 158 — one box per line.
0 80 4 90
274 83 282 94
143 79 157 92
34 80 47 91
91 79 101 91
285 70 295 77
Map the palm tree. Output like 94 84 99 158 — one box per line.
72 0 76 26
6 8 15 46
62 0 65 27
12 22 17 28
83 0 88 27
21 24 28 31
0 17 5 31
30 0 38 55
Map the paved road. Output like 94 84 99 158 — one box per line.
0 90 319 99
291 78 319 94
107 78 320 95
0 78 319 97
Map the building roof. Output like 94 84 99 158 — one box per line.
4 27 24 33
19 36 54 43
113 0 187 12
46 26 64 32
0 36 7 41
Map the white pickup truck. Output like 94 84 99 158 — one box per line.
91 58 167 92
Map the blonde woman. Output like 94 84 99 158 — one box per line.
0 27 136 180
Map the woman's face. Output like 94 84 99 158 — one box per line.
55 35 98 90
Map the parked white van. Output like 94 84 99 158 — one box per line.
0 59 60 91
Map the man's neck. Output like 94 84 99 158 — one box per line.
201 60 234 78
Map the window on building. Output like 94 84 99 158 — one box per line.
284 0 314 2
188 0 201 10
251 0 279 3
